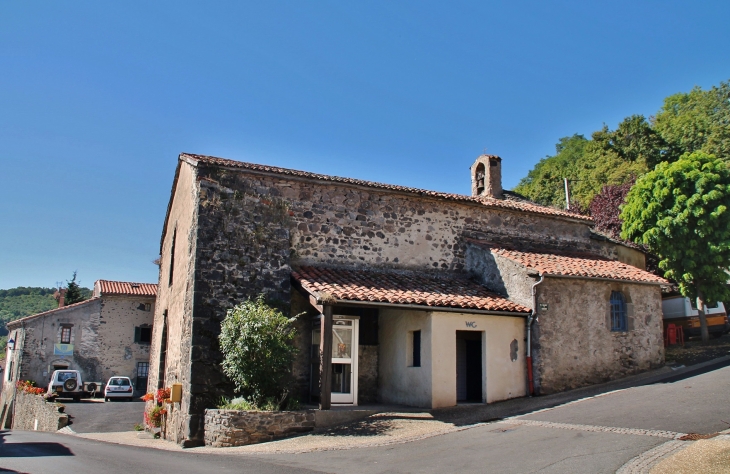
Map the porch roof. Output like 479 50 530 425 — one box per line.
292 266 530 314
488 246 668 284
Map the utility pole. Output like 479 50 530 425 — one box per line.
564 178 571 210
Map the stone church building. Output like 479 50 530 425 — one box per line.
150 152 666 446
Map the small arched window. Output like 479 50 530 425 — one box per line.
610 291 628 331
475 163 486 195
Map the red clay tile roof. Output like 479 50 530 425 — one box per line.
181 153 591 222
490 248 668 284
292 266 530 313
96 280 157 297
7 298 100 328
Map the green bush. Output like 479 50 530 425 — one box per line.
219 296 298 410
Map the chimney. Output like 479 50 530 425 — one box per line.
54 288 67 308
471 154 502 198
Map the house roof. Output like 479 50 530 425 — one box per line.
180 153 592 223
292 266 530 313
489 247 668 284
95 280 157 297
6 298 100 329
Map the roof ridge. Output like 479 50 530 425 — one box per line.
180 153 593 223
487 247 667 284
7 297 100 327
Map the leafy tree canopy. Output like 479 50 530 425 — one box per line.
515 80 730 210
514 125 648 209
653 81 730 161
218 296 298 409
621 152 730 340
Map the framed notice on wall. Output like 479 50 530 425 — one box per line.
53 344 73 356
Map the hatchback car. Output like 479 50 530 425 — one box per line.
104 376 135 401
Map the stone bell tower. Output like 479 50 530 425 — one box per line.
470 154 502 198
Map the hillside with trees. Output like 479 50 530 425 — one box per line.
514 80 730 230
0 285 92 351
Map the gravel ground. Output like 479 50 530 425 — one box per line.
76 411 473 454
650 435 730 474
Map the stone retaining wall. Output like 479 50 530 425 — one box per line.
204 409 315 447
12 390 69 432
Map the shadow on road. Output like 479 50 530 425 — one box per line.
0 431 73 458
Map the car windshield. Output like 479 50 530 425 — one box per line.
57 372 76 382
109 378 130 386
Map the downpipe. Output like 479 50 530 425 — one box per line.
527 274 544 396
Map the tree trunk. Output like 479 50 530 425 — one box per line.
696 289 710 345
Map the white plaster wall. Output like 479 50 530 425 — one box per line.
430 312 526 408
378 309 432 408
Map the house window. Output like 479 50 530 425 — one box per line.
610 291 628 332
408 330 421 367
60 326 72 344
413 330 421 367
137 362 149 378
137 303 152 311
168 228 176 287
134 326 152 344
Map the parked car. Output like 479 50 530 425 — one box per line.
104 376 135 401
47 369 84 402
662 296 730 337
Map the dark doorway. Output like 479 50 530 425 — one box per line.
456 331 483 402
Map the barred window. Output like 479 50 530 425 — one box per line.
610 291 628 332
61 326 72 344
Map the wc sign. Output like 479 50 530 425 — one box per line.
465 321 477 328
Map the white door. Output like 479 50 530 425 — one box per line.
331 317 358 405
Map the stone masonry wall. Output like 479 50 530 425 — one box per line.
8 299 103 388
149 160 200 446
161 159 622 445
12 390 68 432
96 296 155 392
533 278 664 394
358 345 379 403
204 409 315 447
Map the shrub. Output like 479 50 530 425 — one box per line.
219 296 298 410
144 405 167 428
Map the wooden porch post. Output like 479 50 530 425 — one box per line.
319 305 333 410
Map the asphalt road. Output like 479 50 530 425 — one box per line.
62 399 145 433
1 366 728 473
521 364 730 435
0 430 318 474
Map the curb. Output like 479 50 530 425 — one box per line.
430 354 730 425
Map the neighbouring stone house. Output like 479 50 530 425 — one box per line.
2 280 157 398
149 152 667 446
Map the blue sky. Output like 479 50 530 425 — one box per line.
1 1 729 289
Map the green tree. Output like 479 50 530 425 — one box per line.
218 296 298 409
653 81 730 161
514 134 590 208
592 115 672 169
621 152 730 343
514 125 648 210
64 271 86 305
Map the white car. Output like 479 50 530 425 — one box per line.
47 370 84 402
104 376 135 401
